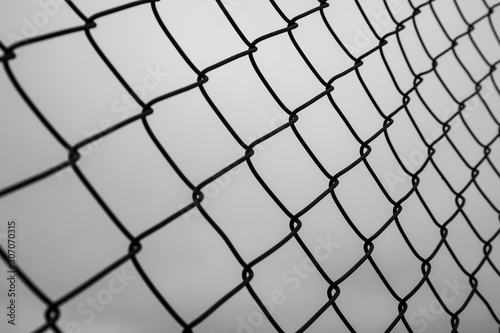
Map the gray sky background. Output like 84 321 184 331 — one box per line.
1 1 500 332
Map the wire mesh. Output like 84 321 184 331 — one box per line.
1 0 500 332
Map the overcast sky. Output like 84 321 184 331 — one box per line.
1 1 500 333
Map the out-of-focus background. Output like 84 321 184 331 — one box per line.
1 0 500 332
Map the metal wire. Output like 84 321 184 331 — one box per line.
1 0 500 332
